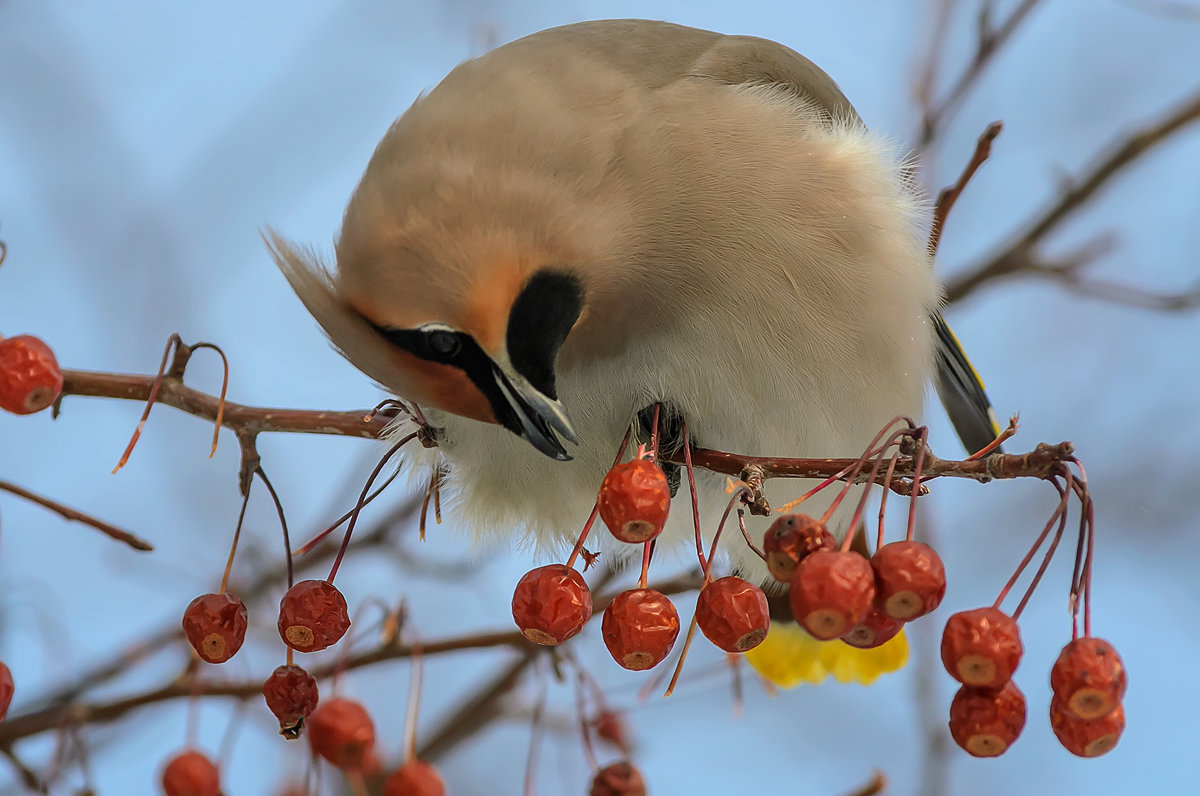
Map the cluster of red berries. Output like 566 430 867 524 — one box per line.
941 608 1126 758
512 455 772 671
177 575 446 791
160 697 445 796
181 579 350 664
0 333 63 415
769 513 945 648
305 697 445 794
179 578 351 736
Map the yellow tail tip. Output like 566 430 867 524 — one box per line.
744 622 909 688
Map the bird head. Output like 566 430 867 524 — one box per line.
266 166 604 461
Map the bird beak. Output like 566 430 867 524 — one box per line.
490 362 579 460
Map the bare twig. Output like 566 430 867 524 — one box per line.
842 770 888 796
917 0 1045 150
930 121 1003 255
0 480 153 551
0 744 45 793
26 497 419 711
58 368 389 439
672 441 1075 499
947 86 1200 303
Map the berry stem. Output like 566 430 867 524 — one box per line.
294 465 405 556
647 402 662 462
327 433 418 583
993 478 1069 609
253 467 293 589
1013 486 1071 619
843 440 896 552
403 644 423 763
964 415 1019 460
905 426 930 542
804 417 913 522
637 541 654 589
1067 459 1096 638
112 334 181 474
566 427 632 569
705 486 751 578
664 609 701 697
681 421 708 573
819 438 889 525
574 670 600 771
875 450 902 551
188 341 229 460
218 481 254 595
727 653 744 719
736 509 766 561
523 676 548 796
418 467 445 542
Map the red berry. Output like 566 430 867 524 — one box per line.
307 697 375 770
871 540 946 620
589 761 646 796
695 576 770 653
940 607 1023 689
161 750 220 796
262 664 319 739
382 759 446 796
0 660 13 723
278 579 351 653
593 710 631 753
0 335 63 415
840 608 904 649
512 564 592 645
598 459 671 543
602 589 680 670
948 681 1027 758
1050 637 1127 720
1050 697 1124 758
788 550 875 640
181 592 248 664
762 514 835 582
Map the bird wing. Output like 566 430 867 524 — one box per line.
658 25 1003 455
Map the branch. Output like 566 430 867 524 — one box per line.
673 441 1074 487
917 0 1045 150
0 571 704 746
930 121 1003 255
947 85 1200 303
25 497 420 712
0 480 153 551
58 367 1078 494
58 368 388 439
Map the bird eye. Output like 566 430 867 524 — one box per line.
426 329 461 359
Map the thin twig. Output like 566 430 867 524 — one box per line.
929 121 1003 255
0 480 153 551
917 0 1045 150
59 368 388 439
947 86 1200 303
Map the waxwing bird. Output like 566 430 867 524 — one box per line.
267 19 1000 583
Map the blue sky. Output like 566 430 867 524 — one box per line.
2 1 1198 794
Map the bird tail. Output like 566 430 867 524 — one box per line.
931 312 1002 456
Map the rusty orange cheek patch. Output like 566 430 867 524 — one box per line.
389 349 496 425
458 262 528 355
